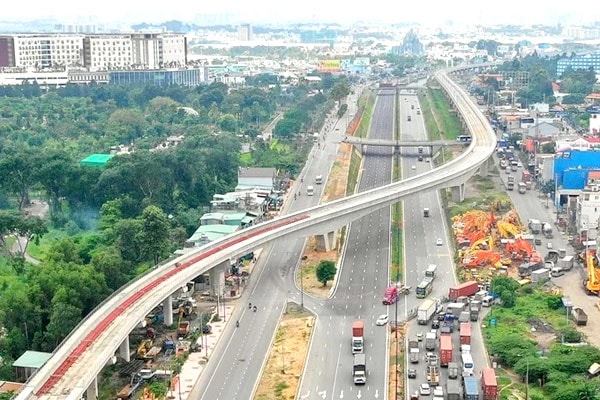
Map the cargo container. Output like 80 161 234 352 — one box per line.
418 298 437 324
531 268 550 283
460 323 471 345
425 332 437 351
352 321 364 353
440 334 452 367
447 378 461 400
463 376 479 400
448 362 459 379
572 307 588 326
481 367 498 400
449 281 479 300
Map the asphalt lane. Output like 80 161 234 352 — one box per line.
298 88 395 400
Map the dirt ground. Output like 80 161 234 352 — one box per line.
388 325 406 400
254 305 314 400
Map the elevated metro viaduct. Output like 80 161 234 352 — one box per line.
17 63 499 400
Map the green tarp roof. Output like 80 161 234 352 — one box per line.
80 154 114 167
13 351 52 368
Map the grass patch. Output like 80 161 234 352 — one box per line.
27 228 70 260
419 91 442 140
269 138 290 151
239 152 252 165
391 202 403 281
354 91 376 139
346 149 361 195
429 88 462 139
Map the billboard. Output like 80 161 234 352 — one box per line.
317 59 341 73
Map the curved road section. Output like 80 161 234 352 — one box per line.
18 66 496 400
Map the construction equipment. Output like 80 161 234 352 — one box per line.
584 250 600 295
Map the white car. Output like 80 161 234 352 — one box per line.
376 314 389 326
419 383 431 395
411 165 417 170
436 238 443 246
433 387 444 398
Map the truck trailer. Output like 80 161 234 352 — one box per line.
352 321 364 353
447 379 461 400
417 298 437 325
439 334 452 367
481 367 498 400
448 281 479 301
460 323 471 345
409 339 419 363
464 376 480 400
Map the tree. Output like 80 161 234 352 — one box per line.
138 205 171 265
330 81 351 102
316 260 337 287
0 151 36 210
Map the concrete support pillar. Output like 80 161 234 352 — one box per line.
119 336 130 362
210 261 227 298
478 158 489 178
86 377 98 400
315 230 338 252
451 183 466 203
163 295 173 326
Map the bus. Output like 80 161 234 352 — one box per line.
415 277 434 298
457 135 472 143
461 353 474 376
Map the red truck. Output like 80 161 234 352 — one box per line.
448 281 479 301
439 334 452 367
382 286 399 305
482 367 498 400
352 321 365 353
460 323 471 345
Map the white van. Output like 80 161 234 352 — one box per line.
551 267 564 277
425 264 437 278
306 186 314 196
482 296 494 307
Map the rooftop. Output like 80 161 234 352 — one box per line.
13 351 52 369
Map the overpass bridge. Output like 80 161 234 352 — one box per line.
341 136 466 156
17 63 498 400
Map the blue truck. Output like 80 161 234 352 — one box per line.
463 376 479 400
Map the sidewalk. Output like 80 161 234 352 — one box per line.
167 304 235 400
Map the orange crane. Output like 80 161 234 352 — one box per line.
585 250 600 295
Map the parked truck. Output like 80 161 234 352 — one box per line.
460 323 472 345
572 307 588 326
447 378 461 400
418 298 437 325
352 321 364 353
543 222 553 238
440 334 453 367
177 321 190 338
409 339 420 363
528 219 542 234
425 332 437 351
464 376 480 400
352 353 367 384
518 262 543 278
559 255 574 271
531 268 550 283
449 281 479 301
482 367 498 400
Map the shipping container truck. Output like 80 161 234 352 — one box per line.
353 353 367 384
352 321 364 353
463 376 480 400
439 334 453 367
458 311 470 325
418 298 437 324
425 332 437 351
460 323 471 345
481 367 498 400
447 379 461 400
449 281 479 300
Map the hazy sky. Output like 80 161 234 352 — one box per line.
3 0 596 26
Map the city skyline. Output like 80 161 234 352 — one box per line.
2 0 598 27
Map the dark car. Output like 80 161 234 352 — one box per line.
408 368 417 379
437 313 446 322
431 319 440 329
202 324 212 334
418 155 424 161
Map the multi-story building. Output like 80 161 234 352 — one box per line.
0 34 84 69
108 67 208 86
575 176 600 239
557 54 600 77
238 24 252 41
0 33 187 71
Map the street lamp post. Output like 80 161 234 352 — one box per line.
300 266 304 310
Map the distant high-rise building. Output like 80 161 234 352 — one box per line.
238 24 252 41
393 29 424 56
